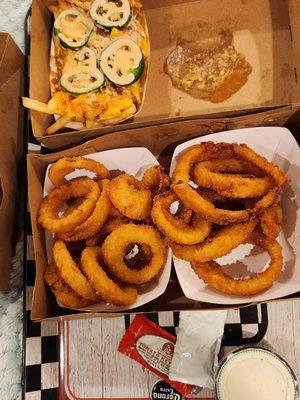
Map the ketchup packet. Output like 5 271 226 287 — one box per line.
118 315 196 397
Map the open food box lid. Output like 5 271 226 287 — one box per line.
30 0 300 149
0 33 24 291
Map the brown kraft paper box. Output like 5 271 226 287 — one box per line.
0 33 24 291
28 107 299 321
29 0 300 149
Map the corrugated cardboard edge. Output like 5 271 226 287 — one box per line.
0 34 24 291
28 106 297 320
47 105 299 152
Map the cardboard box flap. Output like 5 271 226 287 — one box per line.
0 34 24 291
39 104 297 152
0 33 24 89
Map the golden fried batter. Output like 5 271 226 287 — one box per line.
165 30 252 103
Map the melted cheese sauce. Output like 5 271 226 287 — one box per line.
88 32 111 58
217 349 297 400
60 14 90 40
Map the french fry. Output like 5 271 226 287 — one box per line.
46 115 73 135
22 97 53 114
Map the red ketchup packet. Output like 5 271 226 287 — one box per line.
118 315 196 397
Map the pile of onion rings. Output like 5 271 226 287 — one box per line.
38 157 169 309
39 142 288 306
165 141 288 296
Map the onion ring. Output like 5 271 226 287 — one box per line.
102 223 166 284
99 215 130 236
171 142 287 224
85 215 131 246
142 166 170 196
81 247 138 306
171 182 269 224
53 240 99 301
193 163 272 198
260 202 283 239
192 231 283 296
45 263 94 308
108 174 152 220
85 204 131 246
170 219 258 262
59 179 111 241
194 158 265 176
233 144 288 189
38 178 100 233
49 156 110 186
172 142 235 183
151 192 211 245
109 204 125 218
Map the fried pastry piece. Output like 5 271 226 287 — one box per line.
165 30 252 103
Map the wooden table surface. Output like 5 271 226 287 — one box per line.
51 300 300 400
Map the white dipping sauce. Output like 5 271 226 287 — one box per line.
216 348 297 400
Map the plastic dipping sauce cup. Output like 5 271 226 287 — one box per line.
215 347 299 400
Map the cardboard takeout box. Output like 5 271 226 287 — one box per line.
30 0 300 149
28 112 300 321
0 33 24 291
